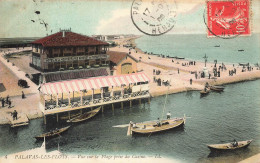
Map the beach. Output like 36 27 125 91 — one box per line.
111 37 260 97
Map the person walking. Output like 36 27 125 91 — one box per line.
22 91 25 99
1 98 5 107
12 110 18 120
6 95 9 104
190 79 192 85
8 100 12 108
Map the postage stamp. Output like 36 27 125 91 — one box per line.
206 0 250 38
131 0 177 36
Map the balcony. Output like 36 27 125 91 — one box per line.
44 54 109 63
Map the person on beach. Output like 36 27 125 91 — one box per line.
178 68 179 74
1 98 5 107
12 110 18 120
8 100 12 108
167 111 171 119
22 91 25 99
6 95 9 104
190 79 192 85
195 73 198 79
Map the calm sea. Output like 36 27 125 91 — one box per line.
0 80 260 162
135 34 260 64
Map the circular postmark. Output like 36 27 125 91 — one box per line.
131 0 177 36
204 0 250 39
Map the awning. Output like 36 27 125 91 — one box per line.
40 72 150 95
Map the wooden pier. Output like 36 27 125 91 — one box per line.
42 93 150 124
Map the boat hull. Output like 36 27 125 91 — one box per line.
131 118 185 135
207 140 252 152
210 86 224 92
67 107 101 123
35 126 70 141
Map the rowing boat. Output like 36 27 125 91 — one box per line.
35 126 70 141
210 85 225 92
66 107 101 123
207 140 253 152
128 118 185 135
200 89 210 95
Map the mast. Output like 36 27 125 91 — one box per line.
161 85 170 119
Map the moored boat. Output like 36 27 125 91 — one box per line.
35 126 70 140
66 107 101 123
210 85 225 92
207 140 253 152
128 118 185 135
200 89 210 95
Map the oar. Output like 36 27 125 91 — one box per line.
112 124 130 128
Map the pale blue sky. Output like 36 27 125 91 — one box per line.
0 0 259 38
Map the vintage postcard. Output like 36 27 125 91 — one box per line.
0 0 259 162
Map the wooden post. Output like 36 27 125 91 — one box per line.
102 105 104 113
68 112 70 120
130 100 132 107
44 115 46 125
121 102 123 109
68 92 71 106
56 93 59 107
92 89 94 101
80 91 83 106
56 113 59 122
73 91 74 102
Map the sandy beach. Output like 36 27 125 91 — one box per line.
111 37 260 97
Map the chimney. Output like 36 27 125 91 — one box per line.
62 30 65 37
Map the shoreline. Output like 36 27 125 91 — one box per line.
111 36 260 97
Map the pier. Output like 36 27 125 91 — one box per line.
38 72 151 124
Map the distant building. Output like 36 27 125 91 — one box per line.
107 51 138 75
30 29 110 83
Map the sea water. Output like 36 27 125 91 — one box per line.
135 34 260 64
0 80 260 162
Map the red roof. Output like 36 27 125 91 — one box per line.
32 31 109 47
107 51 138 65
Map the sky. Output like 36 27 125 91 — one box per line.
0 0 259 38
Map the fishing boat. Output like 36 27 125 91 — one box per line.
207 140 253 152
127 86 186 136
239 63 249 66
214 45 220 47
128 118 185 135
66 107 101 123
209 85 225 92
35 126 70 141
238 49 244 52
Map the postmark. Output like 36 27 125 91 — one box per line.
131 0 177 36
205 0 250 38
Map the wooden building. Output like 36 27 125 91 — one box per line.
107 51 138 75
30 29 110 83
39 72 150 124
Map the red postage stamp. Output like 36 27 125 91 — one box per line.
207 0 250 38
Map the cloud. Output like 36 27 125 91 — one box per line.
95 8 141 35
95 2 205 35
